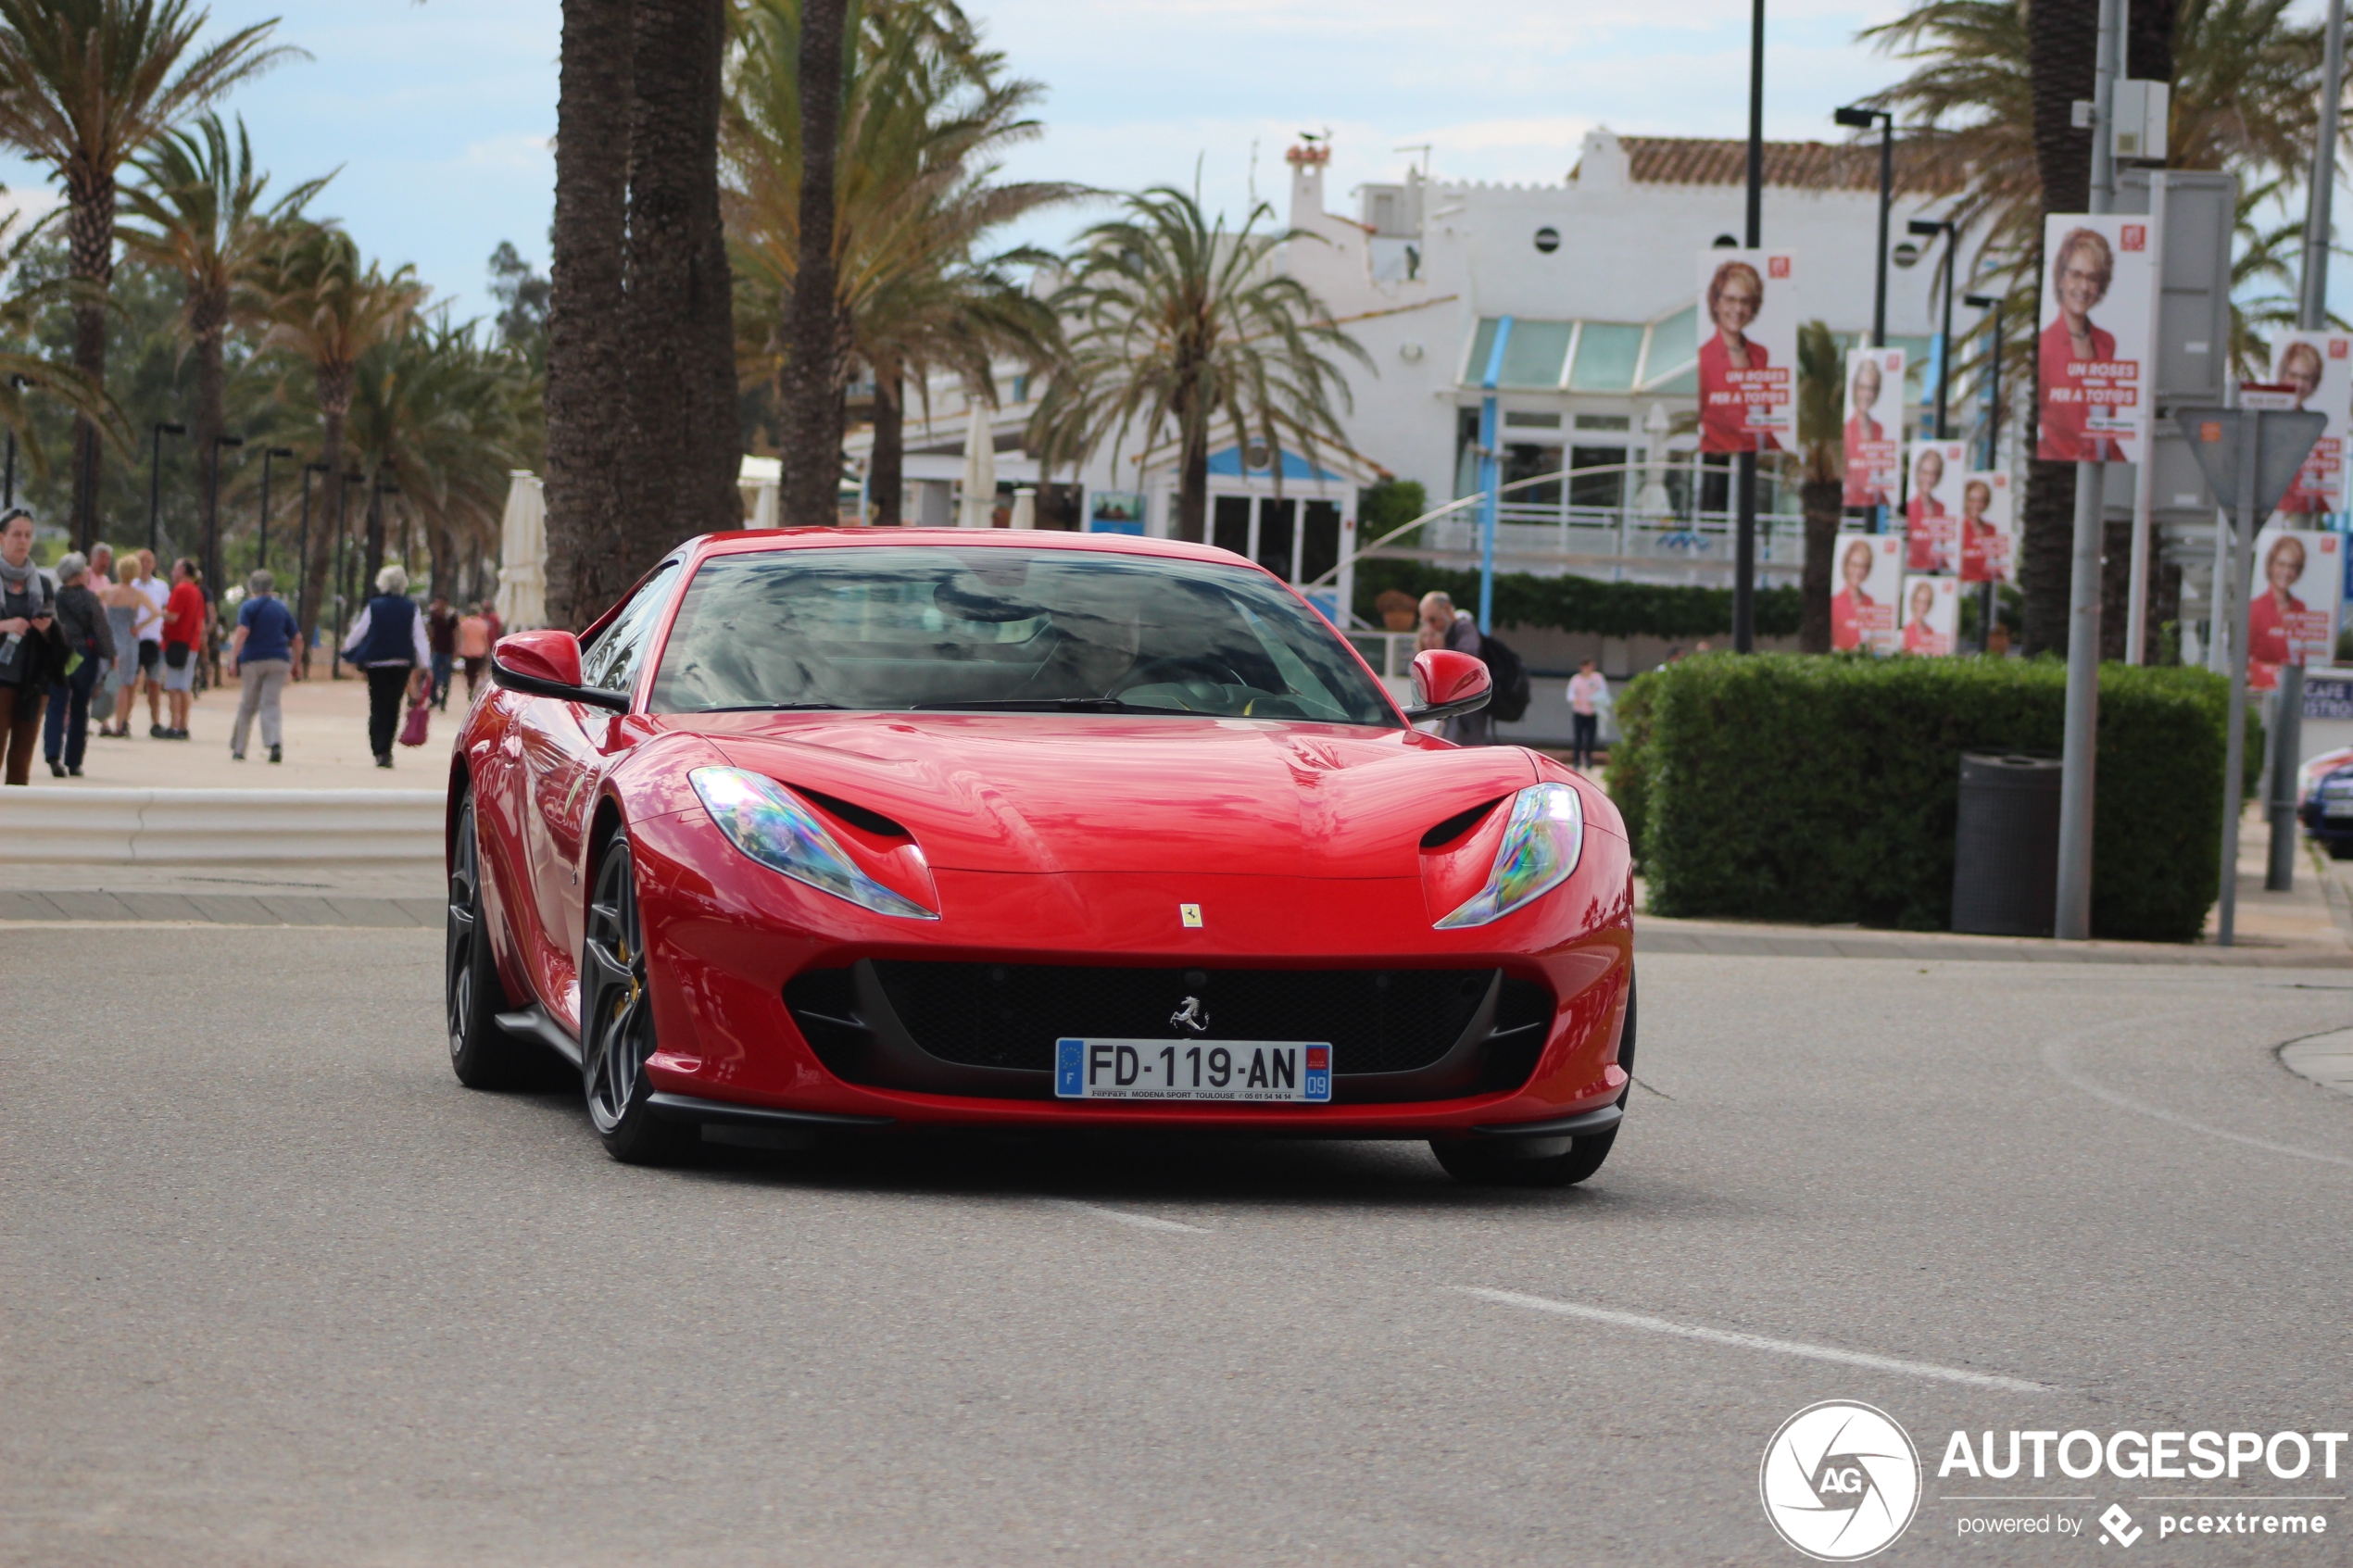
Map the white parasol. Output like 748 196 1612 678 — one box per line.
495 470 546 630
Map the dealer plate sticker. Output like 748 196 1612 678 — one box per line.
1055 1039 1331 1102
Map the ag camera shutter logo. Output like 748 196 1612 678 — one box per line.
1760 1401 1921 1561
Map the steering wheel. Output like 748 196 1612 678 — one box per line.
1117 655 1248 696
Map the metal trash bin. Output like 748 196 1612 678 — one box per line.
1951 753 2062 937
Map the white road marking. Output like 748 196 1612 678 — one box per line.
2043 1037 2353 1170
1043 1199 1210 1235
1455 1287 2057 1393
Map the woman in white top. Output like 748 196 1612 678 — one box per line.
1566 658 1608 770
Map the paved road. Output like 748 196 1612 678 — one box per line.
6 925 2352 1565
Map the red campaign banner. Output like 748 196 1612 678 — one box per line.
1842 348 1905 508
1698 249 1798 454
2037 216 2155 464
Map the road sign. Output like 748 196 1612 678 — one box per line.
2174 407 2327 518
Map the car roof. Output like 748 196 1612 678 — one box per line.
684 527 1252 571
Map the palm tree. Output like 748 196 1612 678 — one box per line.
726 0 1077 525
120 111 330 596
544 0 632 630
1028 186 1371 544
1793 321 1846 655
774 0 848 528
0 0 292 550
346 318 535 604
0 206 124 480
251 223 423 666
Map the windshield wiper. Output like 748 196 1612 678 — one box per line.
689 702 849 712
906 696 1155 713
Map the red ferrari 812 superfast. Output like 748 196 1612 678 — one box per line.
446 529 1634 1185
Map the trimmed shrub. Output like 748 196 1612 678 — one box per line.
1353 558 1803 642
1604 654 2259 942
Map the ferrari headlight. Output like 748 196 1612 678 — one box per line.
690 767 937 920
1434 782 1584 929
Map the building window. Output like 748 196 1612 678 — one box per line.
1569 322 1644 392
1569 445 1626 512
1504 410 1562 430
1454 407 1481 497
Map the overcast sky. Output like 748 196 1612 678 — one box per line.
0 0 2336 323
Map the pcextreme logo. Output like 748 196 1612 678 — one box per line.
1760 1401 1922 1562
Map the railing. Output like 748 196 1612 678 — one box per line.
1307 459 1810 602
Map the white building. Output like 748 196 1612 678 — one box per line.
848 129 1968 617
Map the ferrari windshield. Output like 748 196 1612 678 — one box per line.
648 546 1397 726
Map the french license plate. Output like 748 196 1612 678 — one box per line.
2327 801 2353 817
1054 1039 1332 1102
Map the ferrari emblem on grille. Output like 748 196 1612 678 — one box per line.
1179 902 1203 928
1170 996 1211 1035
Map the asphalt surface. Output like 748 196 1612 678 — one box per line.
6 924 2353 1566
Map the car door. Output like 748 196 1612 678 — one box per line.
520 563 680 1026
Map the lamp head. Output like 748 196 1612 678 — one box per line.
157 421 186 435
1963 294 2001 310
1907 218 1951 238
217 434 245 448
269 446 296 458
1832 107 1881 130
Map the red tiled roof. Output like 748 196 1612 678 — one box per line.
1600 136 1958 194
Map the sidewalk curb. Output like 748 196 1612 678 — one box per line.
0 787 443 864
1640 919 2353 968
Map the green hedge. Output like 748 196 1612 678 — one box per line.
1353 558 1803 642
1604 654 2259 942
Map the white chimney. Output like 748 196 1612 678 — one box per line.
1286 141 1331 227
1575 126 1629 191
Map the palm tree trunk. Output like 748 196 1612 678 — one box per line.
428 521 456 603
297 399 347 673
363 473 386 590
2020 0 2099 658
623 0 739 558
1799 477 1842 653
193 317 226 601
1175 399 1208 543
545 0 635 631
778 0 848 527
65 172 115 554
869 372 904 525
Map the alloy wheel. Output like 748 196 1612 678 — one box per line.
582 845 651 1135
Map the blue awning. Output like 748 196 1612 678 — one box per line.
1205 445 1350 483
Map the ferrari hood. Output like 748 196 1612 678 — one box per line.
684 711 1544 877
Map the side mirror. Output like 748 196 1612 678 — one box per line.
1403 648 1491 723
490 629 630 712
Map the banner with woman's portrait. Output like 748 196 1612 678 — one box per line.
2247 526 2345 691
1697 249 1798 454
1830 532 1904 655
2037 214 2156 463
2271 332 2352 516
1902 440 1969 571
1842 346 1905 508
1958 469 2016 583
1900 574 1959 657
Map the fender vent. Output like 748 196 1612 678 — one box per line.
1421 797 1504 849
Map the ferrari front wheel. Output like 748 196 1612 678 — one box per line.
580 829 697 1165
447 795 532 1089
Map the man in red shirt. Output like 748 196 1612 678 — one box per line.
159 558 206 739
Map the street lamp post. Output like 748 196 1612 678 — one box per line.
1909 217 1960 438
205 433 245 596
1963 291 2007 653
147 422 187 555
257 446 296 573
1733 0 1766 654
1832 106 1894 348
2 374 27 507
296 461 325 629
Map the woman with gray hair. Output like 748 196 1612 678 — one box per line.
340 563 430 767
40 550 114 776
227 568 300 763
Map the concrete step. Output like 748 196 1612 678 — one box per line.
2 787 443 864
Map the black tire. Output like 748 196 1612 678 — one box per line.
447 795 533 1088
581 829 698 1165
1431 966 1632 1188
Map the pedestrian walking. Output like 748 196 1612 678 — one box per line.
41 552 114 778
426 596 458 709
0 508 63 785
1416 590 1491 746
457 601 493 698
227 570 298 763
94 545 136 734
340 565 429 768
158 558 204 739
1567 658 1607 771
107 550 167 737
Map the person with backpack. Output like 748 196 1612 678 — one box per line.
41 552 113 777
340 565 430 768
1416 591 1491 746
